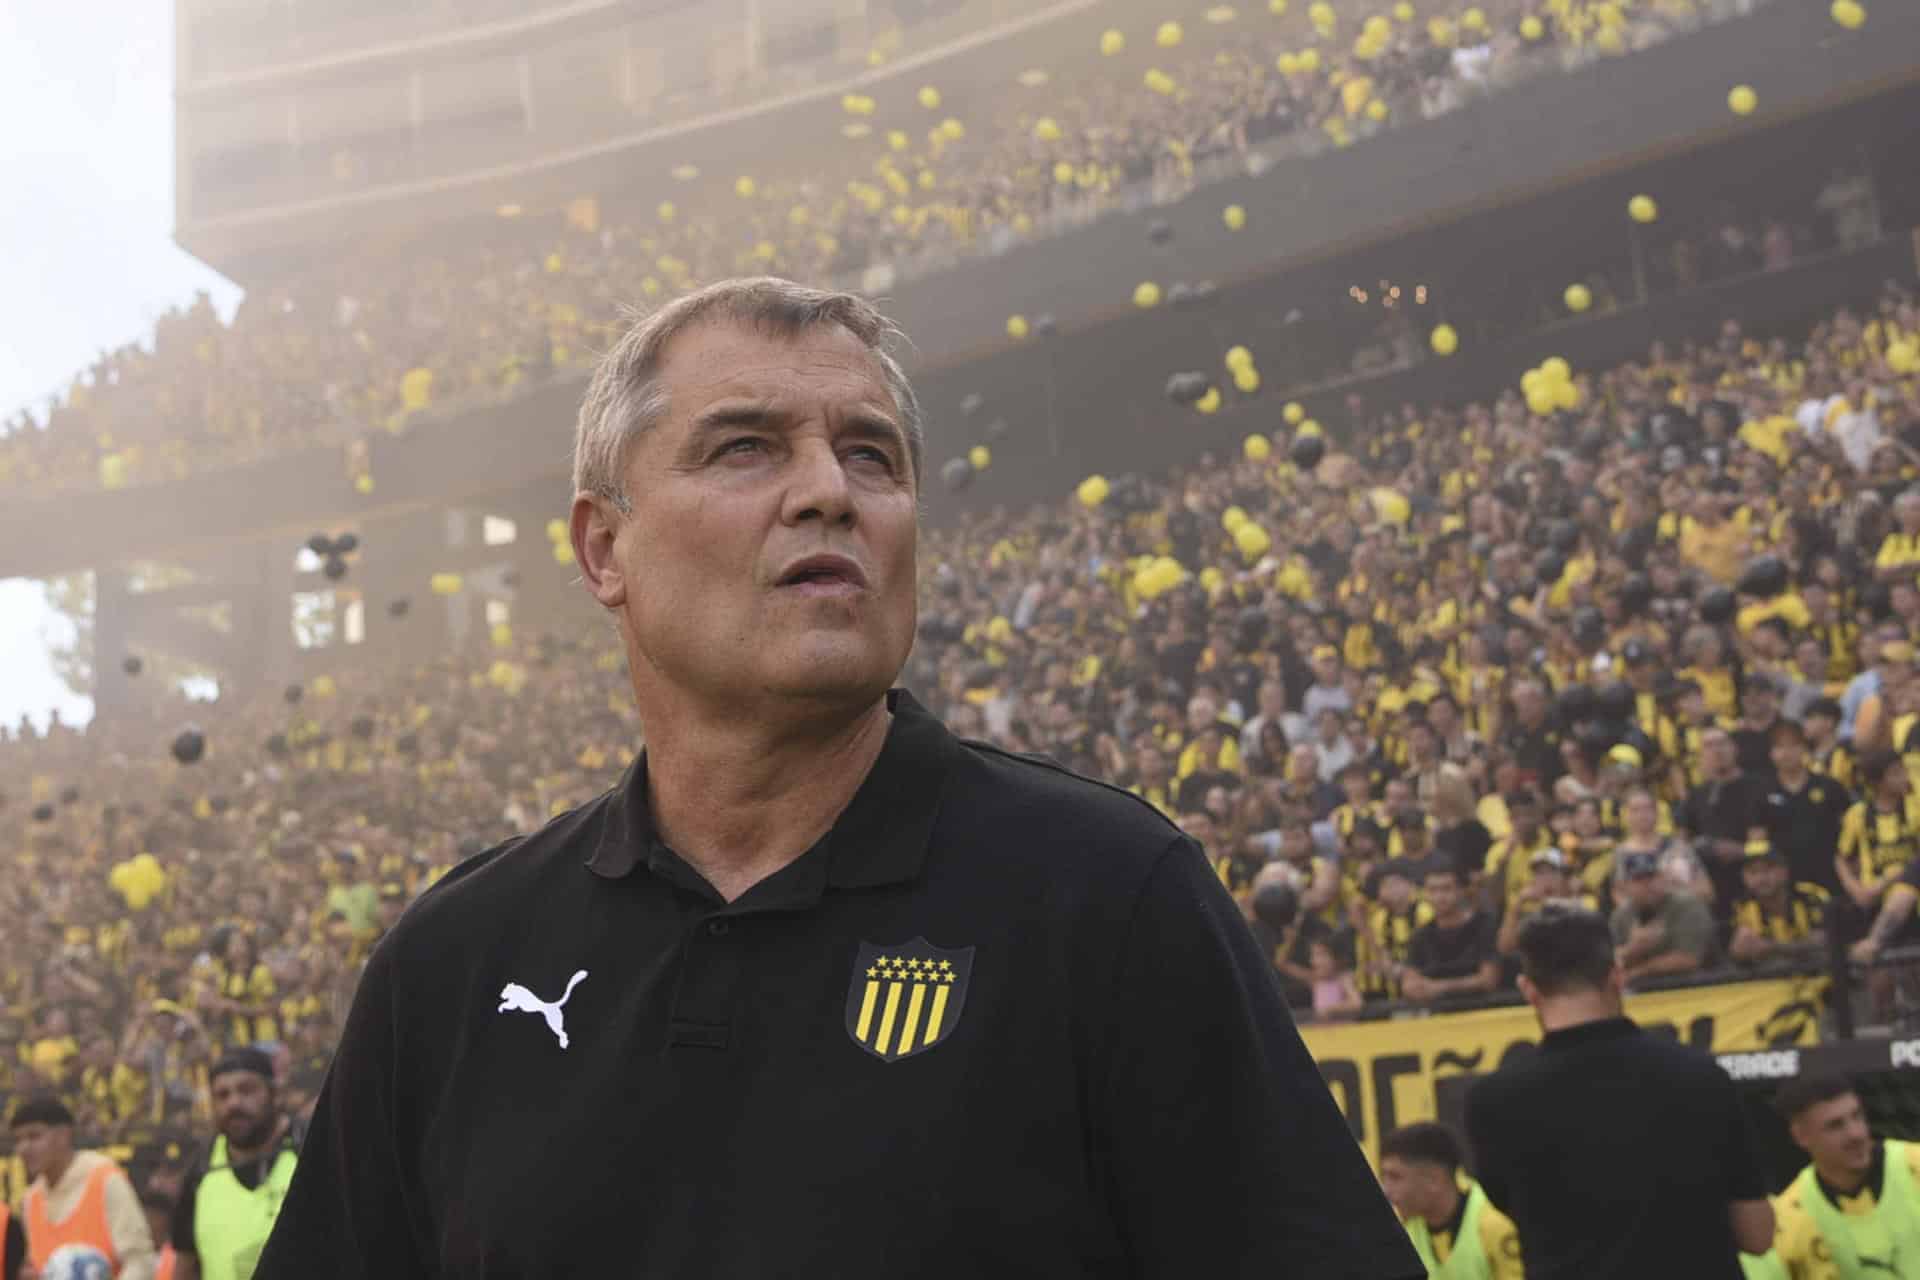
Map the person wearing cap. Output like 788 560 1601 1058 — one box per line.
255 279 1418 1278
169 1049 296 1280
1759 719 1851 894
1378 1122 1524 1280
1766 1075 1920 1278
1728 829 1830 964
1466 907 1774 1278
1611 844 1715 984
11 1095 157 1279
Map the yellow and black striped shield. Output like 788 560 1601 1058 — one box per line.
844 938 974 1062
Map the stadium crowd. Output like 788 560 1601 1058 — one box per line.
0 0 1768 498
0 264 1915 1240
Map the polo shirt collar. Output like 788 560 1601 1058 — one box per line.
585 688 954 891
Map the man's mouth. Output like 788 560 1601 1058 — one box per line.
776 555 868 595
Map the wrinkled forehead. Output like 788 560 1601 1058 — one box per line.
654 319 901 431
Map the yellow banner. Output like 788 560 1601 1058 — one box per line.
1302 976 1827 1162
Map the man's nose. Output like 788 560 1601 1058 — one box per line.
782 439 855 526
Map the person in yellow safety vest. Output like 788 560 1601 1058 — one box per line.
167 1049 298 1280
1379 1122 1525 1278
9 1094 158 1277
1759 1075 1920 1278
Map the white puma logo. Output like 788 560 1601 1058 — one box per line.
497 969 588 1049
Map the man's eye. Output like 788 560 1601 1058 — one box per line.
716 438 765 457
849 446 895 467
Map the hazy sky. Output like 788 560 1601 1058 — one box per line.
0 2 242 731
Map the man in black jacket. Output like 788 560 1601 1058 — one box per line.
1466 906 1774 1278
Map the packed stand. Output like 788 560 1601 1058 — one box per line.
0 0 1771 499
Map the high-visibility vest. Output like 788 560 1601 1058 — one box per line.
193 1134 297 1280
1405 1180 1495 1279
24 1158 120 1272
1794 1138 1920 1278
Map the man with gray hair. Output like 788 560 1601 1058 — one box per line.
257 278 1416 1278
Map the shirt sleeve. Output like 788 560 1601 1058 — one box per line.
1480 1204 1526 1280
5 1215 24 1280
104 1165 157 1280
1092 836 1423 1278
253 934 432 1278
1714 1067 1768 1202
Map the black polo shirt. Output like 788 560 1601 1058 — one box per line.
256 689 1417 1279
1464 1016 1766 1280
1759 772 1852 892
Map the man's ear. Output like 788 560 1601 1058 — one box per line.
572 493 626 610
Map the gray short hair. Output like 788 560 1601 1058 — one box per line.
572 277 923 515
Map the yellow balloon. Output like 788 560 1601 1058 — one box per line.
734 175 757 198
1462 6 1486 27
888 129 910 152
1234 368 1261 394
1520 14 1544 38
1278 52 1300 74
1034 117 1062 142
1309 1 1335 24
1366 99 1388 121
969 445 991 470
1077 475 1111 507
1370 487 1412 524
1243 435 1272 461
545 518 567 542
1564 283 1593 313
430 572 463 595
127 887 153 912
1144 68 1177 94
1830 0 1866 27
1430 324 1459 356
1728 84 1758 116
1100 28 1126 55
1053 160 1076 184
1298 418 1323 437
1223 203 1247 230
1542 356 1572 383
1225 345 1255 370
1629 194 1659 223
1157 20 1184 46
1594 25 1623 51
1134 281 1162 308
491 623 513 649
312 674 336 699
1526 388 1557 417
1007 314 1030 339
1195 387 1223 414
1365 14 1393 37
1298 49 1321 72
657 201 676 222
353 473 374 495
1270 0 1289 11
553 543 575 565
918 86 941 110
1521 369 1548 397
1234 522 1273 561
1223 506 1250 532
1394 1 1415 18
1284 401 1306 425
1429 15 1456 44
1553 380 1581 411
939 118 965 141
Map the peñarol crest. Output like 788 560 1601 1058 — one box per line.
845 938 974 1062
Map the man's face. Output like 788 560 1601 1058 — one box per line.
1771 732 1805 776
1510 802 1541 839
1379 1156 1448 1220
211 1070 276 1149
1423 873 1461 916
1742 858 1786 900
579 320 919 715
1531 865 1569 898
1792 1093 1873 1178
12 1122 69 1180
